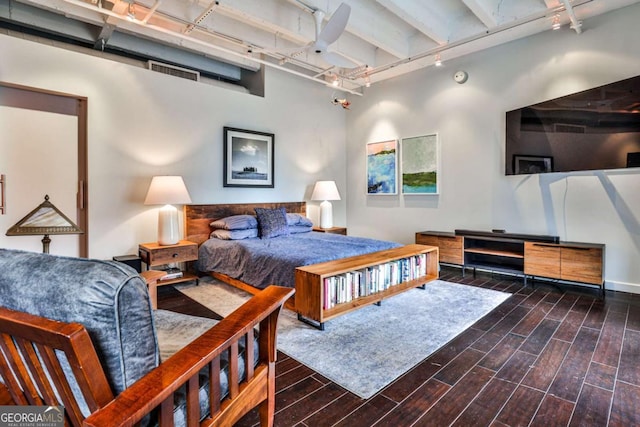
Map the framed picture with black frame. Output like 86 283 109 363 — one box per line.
513 155 553 175
223 127 274 188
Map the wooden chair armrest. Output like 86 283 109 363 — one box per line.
140 270 167 285
83 285 293 427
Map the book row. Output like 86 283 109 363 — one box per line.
323 254 428 309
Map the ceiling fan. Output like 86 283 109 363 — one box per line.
285 2 357 68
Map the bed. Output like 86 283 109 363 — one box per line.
198 229 401 289
185 202 398 291
184 202 439 328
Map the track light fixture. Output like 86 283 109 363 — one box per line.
434 53 442 67
552 14 561 30
331 96 350 109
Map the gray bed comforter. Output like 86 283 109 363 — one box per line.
196 231 401 289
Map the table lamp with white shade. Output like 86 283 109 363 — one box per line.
311 180 341 229
144 176 192 245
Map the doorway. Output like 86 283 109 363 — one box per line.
0 82 88 256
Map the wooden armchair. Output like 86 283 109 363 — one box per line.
0 248 293 427
0 285 293 427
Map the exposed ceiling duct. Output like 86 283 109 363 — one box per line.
2 0 639 95
0 0 248 84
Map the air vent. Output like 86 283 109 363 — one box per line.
554 123 586 133
148 61 200 82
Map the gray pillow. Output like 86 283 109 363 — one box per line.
210 215 258 230
210 228 258 240
286 213 313 227
255 207 289 239
289 225 313 234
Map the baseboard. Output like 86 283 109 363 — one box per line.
605 280 640 295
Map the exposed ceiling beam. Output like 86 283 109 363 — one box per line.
364 1 579 83
183 1 219 34
141 0 163 25
543 0 563 7
376 0 449 45
9 0 640 92
462 0 500 28
46 0 364 95
286 0 410 59
561 0 583 33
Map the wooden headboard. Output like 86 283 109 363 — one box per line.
184 202 306 245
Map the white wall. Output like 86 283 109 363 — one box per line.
346 4 640 293
2 4 639 293
0 33 348 259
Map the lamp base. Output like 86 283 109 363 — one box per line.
319 200 333 229
158 205 180 245
42 234 51 254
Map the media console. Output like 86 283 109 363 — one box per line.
416 229 605 295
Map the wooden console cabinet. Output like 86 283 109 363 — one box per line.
416 230 605 293
415 231 463 265
295 244 439 329
525 242 604 286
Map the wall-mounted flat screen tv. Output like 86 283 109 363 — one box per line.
505 75 640 175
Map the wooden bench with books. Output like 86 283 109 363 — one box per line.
294 244 439 329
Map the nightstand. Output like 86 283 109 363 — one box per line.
312 226 347 235
138 239 199 288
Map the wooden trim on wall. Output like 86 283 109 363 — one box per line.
0 82 89 257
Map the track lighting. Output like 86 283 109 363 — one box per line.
364 75 371 88
434 53 442 67
332 97 350 109
552 14 561 30
331 75 340 87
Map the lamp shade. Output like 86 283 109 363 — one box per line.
144 176 192 205
144 176 191 246
311 181 341 201
6 195 83 253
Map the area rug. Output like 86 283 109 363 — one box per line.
175 277 510 399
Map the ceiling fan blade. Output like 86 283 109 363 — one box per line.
317 3 351 47
321 51 358 68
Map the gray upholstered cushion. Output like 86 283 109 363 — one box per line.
0 248 159 397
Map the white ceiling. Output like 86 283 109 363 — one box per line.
11 0 640 94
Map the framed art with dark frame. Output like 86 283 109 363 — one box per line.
223 127 274 188
513 155 553 175
367 139 398 195
401 133 439 195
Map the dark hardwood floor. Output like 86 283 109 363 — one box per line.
162 267 640 426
